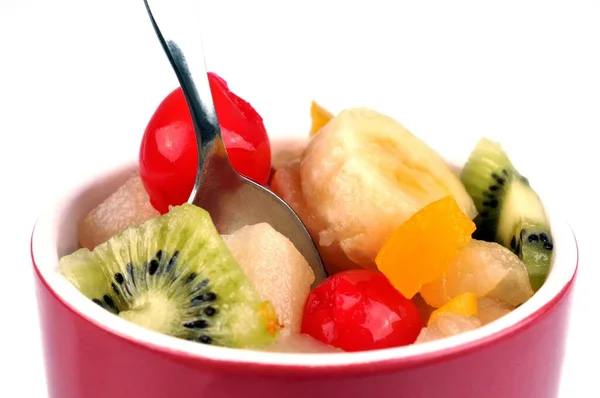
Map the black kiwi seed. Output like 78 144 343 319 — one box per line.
114 272 132 296
539 233 549 243
148 259 159 275
544 242 553 250
528 234 539 243
489 185 499 191
93 299 104 307
184 319 208 329
510 236 516 250
203 292 217 302
103 295 119 313
186 273 197 284
204 306 217 317
103 294 114 306
156 250 163 260
492 172 506 185
191 291 217 306
115 273 125 284
199 335 212 344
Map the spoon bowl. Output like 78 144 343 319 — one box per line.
143 0 327 285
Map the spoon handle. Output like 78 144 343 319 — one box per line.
143 0 226 200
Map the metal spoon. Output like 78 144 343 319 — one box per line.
143 0 327 286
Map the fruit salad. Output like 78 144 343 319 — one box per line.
59 72 554 354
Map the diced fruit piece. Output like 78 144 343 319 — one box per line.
222 223 315 337
428 292 478 326
61 203 279 349
271 139 308 171
376 196 476 299
477 297 514 325
270 161 363 275
265 334 343 353
460 138 553 291
420 239 534 308
300 108 478 268
78 173 160 250
416 313 482 344
310 101 334 136
139 72 272 214
301 269 423 352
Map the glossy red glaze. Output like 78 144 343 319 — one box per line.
302 270 424 352
139 72 272 214
32 243 577 398
31 156 578 398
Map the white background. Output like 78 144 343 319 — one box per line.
0 0 597 396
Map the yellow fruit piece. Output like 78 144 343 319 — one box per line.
309 101 334 137
428 292 478 326
375 196 476 299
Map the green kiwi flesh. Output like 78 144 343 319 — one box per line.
460 138 553 292
59 203 279 349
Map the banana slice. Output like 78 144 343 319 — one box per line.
300 108 478 268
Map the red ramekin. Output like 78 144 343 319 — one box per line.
31 140 578 398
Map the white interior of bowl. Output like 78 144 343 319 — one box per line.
31 134 578 367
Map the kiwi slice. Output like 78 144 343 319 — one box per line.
59 203 279 349
460 138 553 291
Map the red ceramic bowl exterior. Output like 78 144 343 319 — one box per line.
31 156 578 398
32 233 578 398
